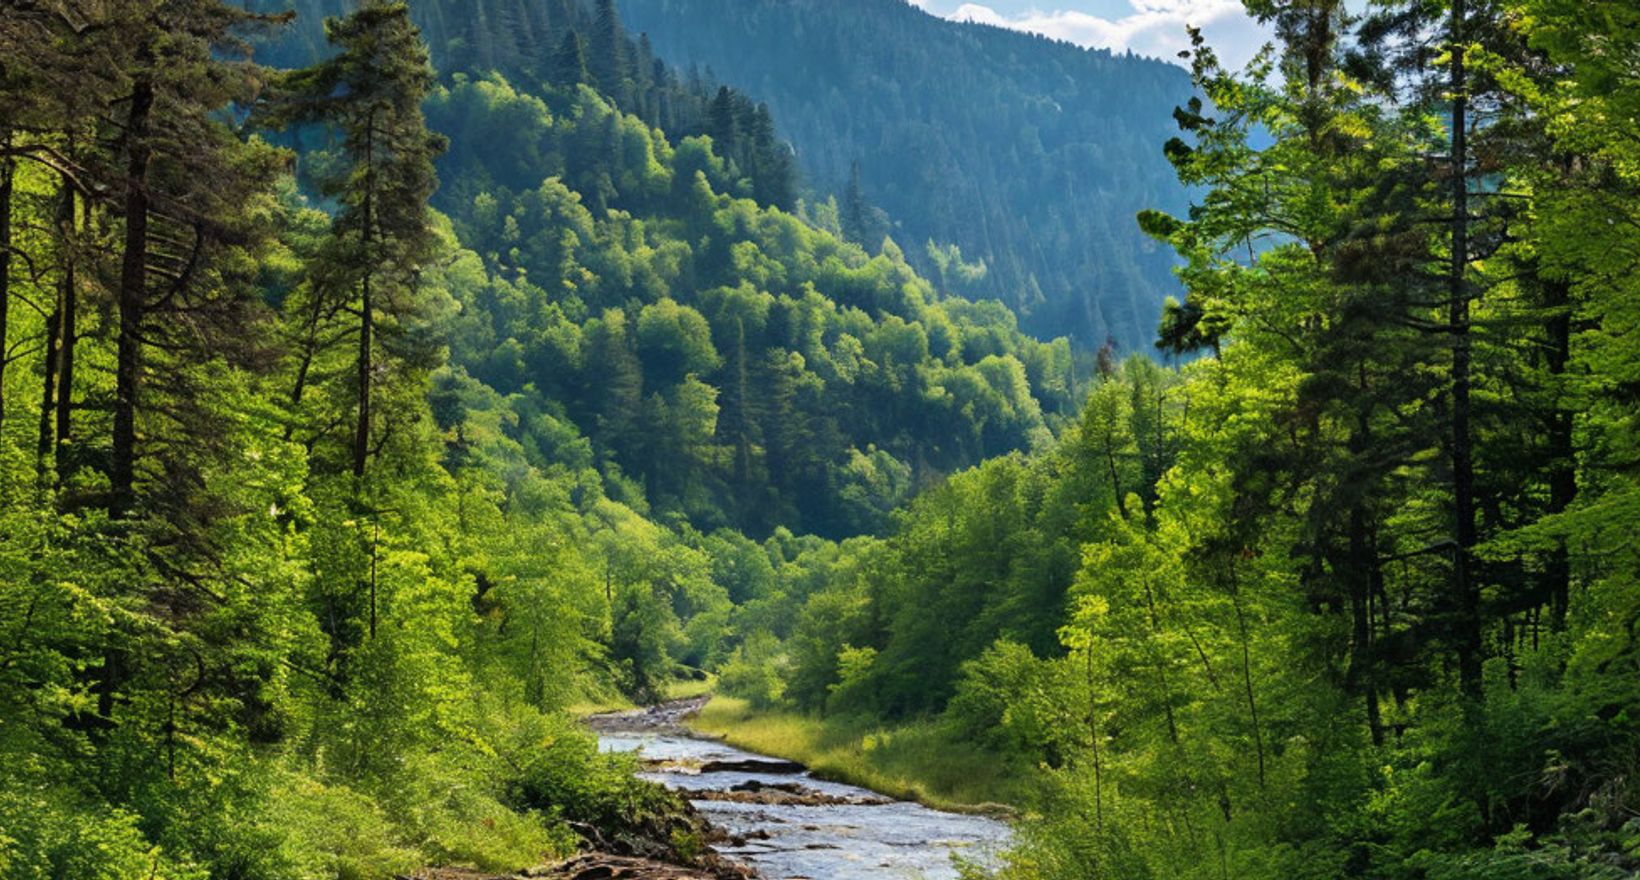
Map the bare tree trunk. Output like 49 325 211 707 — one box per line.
0 129 12 432
54 178 76 479
113 72 155 517
353 271 372 478
285 288 328 443
37 305 59 467
1106 443 1127 518
352 112 376 479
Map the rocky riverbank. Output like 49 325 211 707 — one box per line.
399 700 759 880
597 698 1013 878
406 697 1010 879
396 854 744 880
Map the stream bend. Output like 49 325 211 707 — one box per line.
591 700 1012 879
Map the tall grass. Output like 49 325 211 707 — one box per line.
663 675 717 701
688 696 1028 813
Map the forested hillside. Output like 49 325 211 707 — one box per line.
253 0 1079 538
249 0 802 209
617 0 1195 352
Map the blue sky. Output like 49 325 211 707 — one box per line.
905 0 1271 70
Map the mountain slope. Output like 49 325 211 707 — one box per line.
249 0 801 209
253 0 1080 538
616 0 1195 352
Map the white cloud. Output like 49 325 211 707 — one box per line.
942 1 1268 69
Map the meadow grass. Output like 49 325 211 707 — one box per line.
663 675 717 700
687 696 1029 813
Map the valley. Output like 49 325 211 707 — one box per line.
1 1 1637 879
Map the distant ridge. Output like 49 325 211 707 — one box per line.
616 0 1196 352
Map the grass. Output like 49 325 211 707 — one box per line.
686 695 1029 814
565 693 635 716
566 675 717 717
663 675 717 701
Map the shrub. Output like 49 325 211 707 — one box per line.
718 631 786 709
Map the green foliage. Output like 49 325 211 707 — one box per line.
619 0 1195 351
716 630 786 709
0 2 838 874
611 587 682 703
418 70 1077 537
690 695 1033 810
946 639 1067 760
501 711 704 857
0 790 208 880
262 775 420 880
6 1 1640 879
678 6 1640 877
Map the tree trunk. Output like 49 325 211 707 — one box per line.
0 130 12 432
1227 558 1267 787
284 289 328 442
1449 0 1482 697
1084 642 1103 830
113 73 155 517
37 306 59 467
1345 503 1385 746
352 113 376 479
1139 575 1181 745
1106 442 1127 518
353 271 372 477
54 179 76 478
368 519 379 638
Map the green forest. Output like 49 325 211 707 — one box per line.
1 0 1638 879
618 0 1196 352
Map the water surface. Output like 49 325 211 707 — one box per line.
598 728 1012 879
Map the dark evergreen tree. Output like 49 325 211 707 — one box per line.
589 0 629 105
841 159 883 248
551 29 591 88
706 86 739 156
262 0 447 478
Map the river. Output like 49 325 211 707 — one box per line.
593 702 1013 879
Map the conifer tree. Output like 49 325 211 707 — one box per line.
263 0 447 478
707 85 739 156
25 1 287 517
552 29 591 88
842 160 874 247
590 0 629 105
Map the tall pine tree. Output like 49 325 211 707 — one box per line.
263 0 447 479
